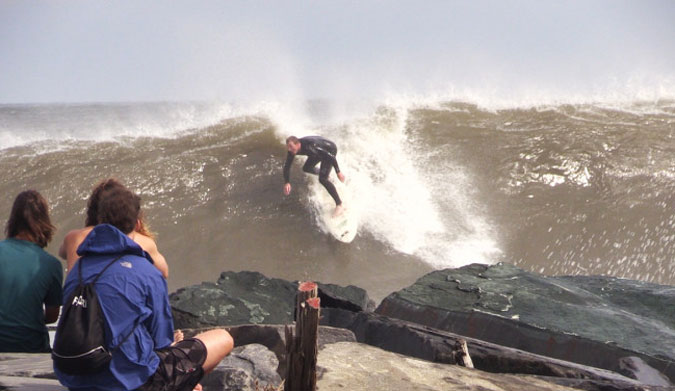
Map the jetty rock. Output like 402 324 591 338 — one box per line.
4 340 650 391
375 262 675 384
0 343 282 391
170 270 373 328
320 308 657 391
318 341 584 391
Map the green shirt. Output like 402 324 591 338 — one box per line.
0 238 63 352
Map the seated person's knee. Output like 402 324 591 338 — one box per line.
217 329 234 353
195 328 234 373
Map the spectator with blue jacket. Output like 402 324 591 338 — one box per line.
54 185 233 391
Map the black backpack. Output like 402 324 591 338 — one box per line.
52 255 137 375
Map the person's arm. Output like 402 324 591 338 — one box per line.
45 306 60 324
44 258 63 324
58 238 68 260
283 151 294 184
60 228 92 273
283 151 295 195
145 275 174 350
331 156 341 175
317 148 340 174
135 234 169 279
59 230 81 261
313 137 341 174
146 245 169 279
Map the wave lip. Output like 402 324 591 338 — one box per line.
0 102 237 151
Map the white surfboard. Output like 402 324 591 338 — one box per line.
310 178 359 243
322 203 358 243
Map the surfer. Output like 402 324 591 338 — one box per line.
283 135 346 216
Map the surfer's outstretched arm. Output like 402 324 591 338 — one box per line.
283 151 295 195
283 152 295 183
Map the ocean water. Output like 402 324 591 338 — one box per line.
0 98 673 301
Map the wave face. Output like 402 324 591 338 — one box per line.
0 100 673 300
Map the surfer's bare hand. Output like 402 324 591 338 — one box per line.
337 172 345 183
284 183 292 195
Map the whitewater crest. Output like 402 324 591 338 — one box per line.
0 98 673 293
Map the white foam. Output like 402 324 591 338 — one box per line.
0 102 237 151
268 99 502 269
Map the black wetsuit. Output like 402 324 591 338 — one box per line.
283 136 342 206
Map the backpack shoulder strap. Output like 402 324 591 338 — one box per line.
110 317 142 352
85 254 125 285
79 254 137 352
77 254 126 285
77 257 83 285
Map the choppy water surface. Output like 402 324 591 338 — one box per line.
0 100 673 301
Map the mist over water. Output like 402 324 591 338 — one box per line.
2 1 674 105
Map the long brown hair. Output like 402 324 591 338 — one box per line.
5 190 55 248
135 210 155 239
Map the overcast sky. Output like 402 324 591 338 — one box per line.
1 0 674 103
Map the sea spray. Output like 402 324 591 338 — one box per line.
0 99 672 297
270 100 502 269
0 102 236 151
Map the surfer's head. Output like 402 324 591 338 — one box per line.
286 136 301 155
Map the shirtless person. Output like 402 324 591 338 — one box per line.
54 186 233 391
59 178 169 279
283 135 346 216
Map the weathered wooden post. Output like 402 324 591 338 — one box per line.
285 281 320 391
456 339 474 368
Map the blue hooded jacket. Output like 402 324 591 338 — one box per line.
54 224 174 391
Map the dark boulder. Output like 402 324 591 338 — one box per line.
201 344 281 391
317 282 375 312
170 271 372 329
375 263 675 383
321 307 650 391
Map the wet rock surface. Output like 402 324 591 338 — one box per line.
171 272 297 328
170 271 372 328
3 264 673 390
320 308 654 391
376 263 675 383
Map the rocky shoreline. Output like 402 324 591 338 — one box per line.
1 263 674 390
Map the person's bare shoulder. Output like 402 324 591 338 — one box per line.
133 233 158 252
60 227 93 272
134 233 169 279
